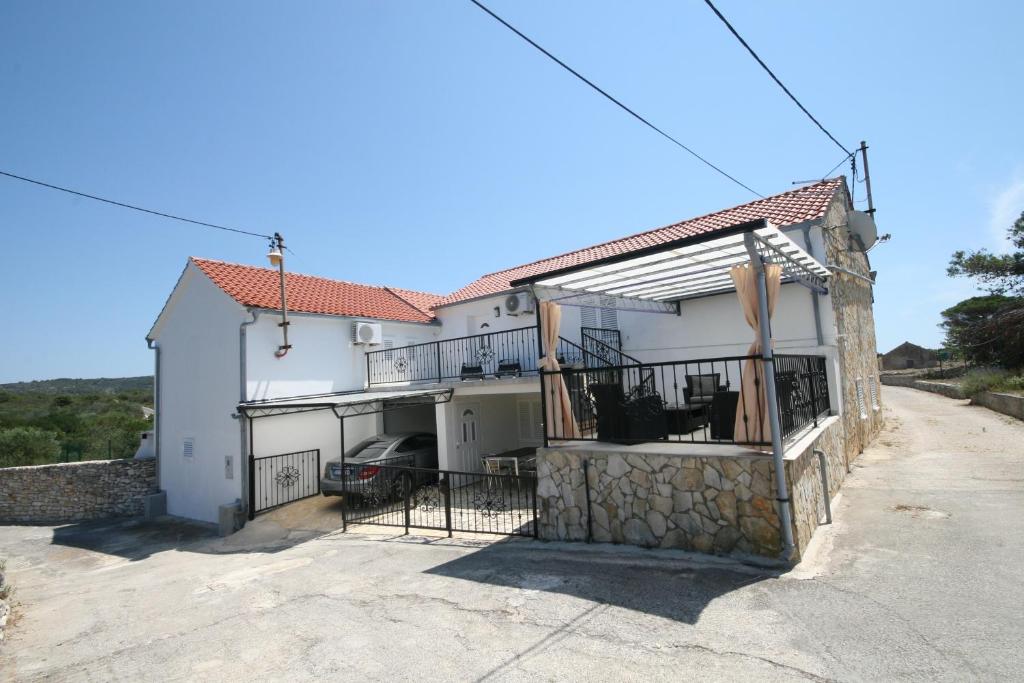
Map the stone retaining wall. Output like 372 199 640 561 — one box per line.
971 391 1024 420
537 418 845 561
538 449 785 557
0 459 157 524
879 374 965 399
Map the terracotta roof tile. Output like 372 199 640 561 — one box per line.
191 258 437 324
436 178 847 306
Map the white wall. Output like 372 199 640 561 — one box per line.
246 314 439 400
437 390 539 471
251 409 380 472
433 296 542 340
151 264 247 524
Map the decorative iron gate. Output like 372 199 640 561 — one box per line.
341 463 537 537
249 448 321 517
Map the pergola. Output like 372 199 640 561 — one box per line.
511 218 831 560
515 219 828 314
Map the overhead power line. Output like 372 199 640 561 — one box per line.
467 0 764 198
0 169 273 239
702 0 852 157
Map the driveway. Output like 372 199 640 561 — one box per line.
2 386 1022 681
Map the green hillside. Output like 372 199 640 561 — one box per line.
0 376 153 468
0 376 153 395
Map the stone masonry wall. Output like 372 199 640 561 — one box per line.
784 418 844 556
0 459 157 524
537 449 785 557
821 192 885 462
538 418 846 561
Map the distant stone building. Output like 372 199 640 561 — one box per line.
881 342 939 370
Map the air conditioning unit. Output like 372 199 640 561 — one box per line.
352 321 383 345
504 292 535 316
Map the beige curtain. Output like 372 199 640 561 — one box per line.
538 301 581 439
730 262 781 445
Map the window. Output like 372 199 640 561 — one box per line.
517 399 543 446
183 437 194 458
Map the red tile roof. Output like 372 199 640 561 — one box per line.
191 258 439 324
436 178 847 306
386 287 446 318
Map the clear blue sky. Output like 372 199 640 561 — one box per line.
2 1 1022 383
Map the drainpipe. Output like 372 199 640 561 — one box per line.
744 233 797 561
801 225 825 347
146 339 161 490
239 309 261 518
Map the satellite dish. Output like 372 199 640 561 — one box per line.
847 210 878 252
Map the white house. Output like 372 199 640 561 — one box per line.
147 177 883 536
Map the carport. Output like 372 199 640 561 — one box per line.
238 388 453 519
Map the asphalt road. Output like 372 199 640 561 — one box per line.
1 385 1021 681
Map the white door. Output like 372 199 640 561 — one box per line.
457 406 480 471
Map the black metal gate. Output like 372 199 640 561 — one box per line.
341 462 537 537
249 448 321 517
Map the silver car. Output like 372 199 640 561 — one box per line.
320 433 438 498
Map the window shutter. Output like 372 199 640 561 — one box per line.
581 307 597 329
183 437 194 458
517 399 542 446
855 379 867 420
599 302 618 330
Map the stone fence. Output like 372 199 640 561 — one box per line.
879 374 965 399
536 418 845 562
0 459 157 524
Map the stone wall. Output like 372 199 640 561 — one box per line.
0 459 157 524
537 418 846 561
972 391 1024 421
821 192 885 462
879 374 965 399
538 449 785 558
784 419 844 555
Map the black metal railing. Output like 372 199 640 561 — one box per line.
581 327 621 352
366 326 591 386
250 448 321 517
773 354 831 443
341 460 537 537
541 354 831 448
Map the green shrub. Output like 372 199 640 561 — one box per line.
0 426 61 467
995 375 1024 394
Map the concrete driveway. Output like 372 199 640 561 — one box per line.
2 385 1022 681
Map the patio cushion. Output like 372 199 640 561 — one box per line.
686 373 720 400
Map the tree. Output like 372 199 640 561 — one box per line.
0 427 61 467
940 295 1024 369
948 211 1024 295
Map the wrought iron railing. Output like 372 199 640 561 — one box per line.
340 460 537 537
581 327 621 352
366 326 592 386
773 354 831 443
541 354 831 448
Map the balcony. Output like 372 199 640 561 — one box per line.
542 353 831 448
365 326 623 387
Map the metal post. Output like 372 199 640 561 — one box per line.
272 233 292 358
583 459 593 543
534 297 549 448
745 233 796 560
859 141 875 217
402 474 411 535
247 415 256 520
435 342 442 383
442 474 452 538
801 225 826 348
